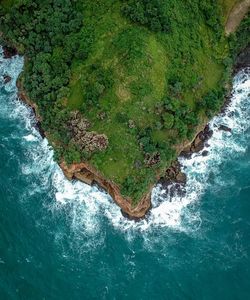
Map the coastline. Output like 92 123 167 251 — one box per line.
13 60 213 220
2 42 249 220
12 68 151 219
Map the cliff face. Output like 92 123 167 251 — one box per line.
60 161 152 219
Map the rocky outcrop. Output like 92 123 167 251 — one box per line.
17 82 46 139
218 125 232 132
180 125 213 158
144 152 161 167
164 161 186 184
234 45 250 73
2 45 17 59
3 75 11 83
60 161 152 220
68 111 108 153
158 124 214 196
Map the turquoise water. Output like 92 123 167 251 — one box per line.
0 49 250 299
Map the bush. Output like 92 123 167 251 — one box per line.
122 0 170 33
112 27 146 66
81 64 114 109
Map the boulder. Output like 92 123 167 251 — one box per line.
144 152 161 166
235 45 250 72
3 46 17 59
194 135 203 147
191 140 204 153
128 119 136 129
134 160 142 169
3 75 11 83
218 125 232 132
165 167 176 180
202 150 209 156
175 172 187 184
180 148 192 158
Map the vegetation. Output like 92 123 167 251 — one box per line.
0 0 243 204
229 10 250 57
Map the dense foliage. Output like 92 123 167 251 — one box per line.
229 11 250 57
0 0 240 203
1 0 92 138
121 0 170 32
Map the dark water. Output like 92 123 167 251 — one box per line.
0 49 250 300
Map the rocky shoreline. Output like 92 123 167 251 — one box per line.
2 44 249 220
158 46 250 197
2 45 152 219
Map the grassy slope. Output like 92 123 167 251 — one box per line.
67 1 230 201
1 0 240 204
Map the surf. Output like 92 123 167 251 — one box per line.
1 47 249 236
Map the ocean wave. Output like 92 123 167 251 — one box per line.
1 48 250 236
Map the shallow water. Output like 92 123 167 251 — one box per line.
0 49 250 299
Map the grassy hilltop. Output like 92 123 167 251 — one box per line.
0 0 242 203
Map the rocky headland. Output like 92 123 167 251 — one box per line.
1 2 249 219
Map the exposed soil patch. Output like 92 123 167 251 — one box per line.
225 0 250 35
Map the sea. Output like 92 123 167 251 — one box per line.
0 48 250 299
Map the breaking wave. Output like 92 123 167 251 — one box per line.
1 47 250 237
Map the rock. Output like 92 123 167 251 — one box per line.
234 45 250 72
3 46 17 59
190 125 213 154
194 135 202 147
67 110 108 153
3 75 11 83
158 178 172 190
60 161 152 220
164 160 187 184
144 152 161 166
172 161 181 173
218 125 232 132
170 183 186 197
35 121 46 139
198 125 213 142
202 150 209 156
128 119 135 129
159 180 186 199
134 160 142 169
180 148 192 159
165 167 176 180
175 172 187 184
77 118 90 131
97 111 106 120
191 140 204 153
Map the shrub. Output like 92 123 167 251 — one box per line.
122 0 170 33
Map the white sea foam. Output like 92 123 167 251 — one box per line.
1 47 250 235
